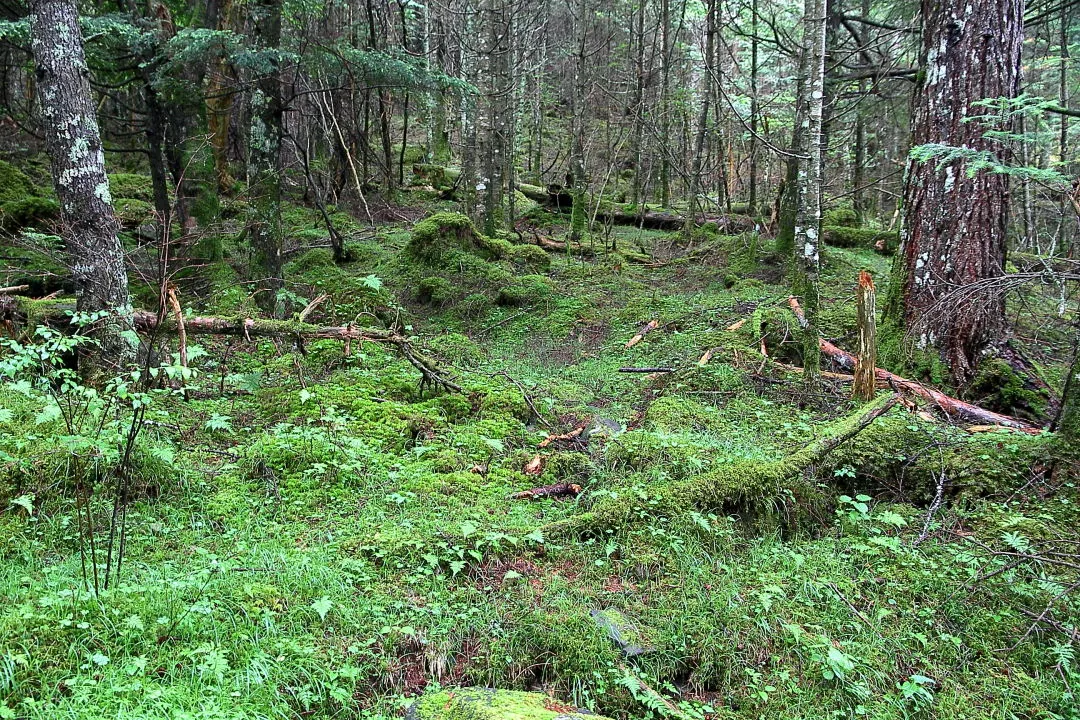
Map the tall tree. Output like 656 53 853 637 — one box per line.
886 0 1023 382
247 0 285 315
29 0 134 378
793 0 828 382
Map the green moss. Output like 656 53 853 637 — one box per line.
107 173 155 201
0 160 37 204
0 196 60 230
408 688 610 720
113 198 154 227
417 276 455 305
289 248 336 274
407 212 486 262
822 226 898 252
966 359 1050 423
497 275 552 307
540 451 595 483
644 396 721 433
427 332 486 367
509 243 551 271
822 204 859 228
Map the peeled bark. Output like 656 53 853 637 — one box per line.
887 0 1023 382
29 0 135 379
853 271 877 402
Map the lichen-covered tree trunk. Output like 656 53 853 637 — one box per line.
568 0 589 244
886 0 1022 383
247 0 285 315
793 0 827 382
29 0 134 379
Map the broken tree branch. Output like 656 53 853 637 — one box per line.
0 296 461 393
786 296 1040 432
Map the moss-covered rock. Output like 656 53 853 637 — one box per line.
417 276 455 306
113 198 154 227
107 173 155 201
509 243 551 271
407 688 610 720
823 205 859 228
496 275 552 307
0 160 37 204
407 212 511 262
0 196 60 231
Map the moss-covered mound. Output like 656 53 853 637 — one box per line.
0 160 37 204
407 689 610 720
406 212 513 262
107 173 155 202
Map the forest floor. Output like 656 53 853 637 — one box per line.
1 186 1079 719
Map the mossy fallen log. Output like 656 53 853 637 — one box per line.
518 182 755 233
541 393 899 538
0 296 461 392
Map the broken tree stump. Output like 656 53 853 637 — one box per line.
853 270 877 402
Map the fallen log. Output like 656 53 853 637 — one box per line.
538 423 588 448
0 296 461 393
510 482 583 500
786 296 1040 432
618 367 675 373
541 393 900 538
519 183 755 233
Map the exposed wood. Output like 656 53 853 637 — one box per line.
725 318 747 332
787 296 1040 432
618 366 676 373
164 284 187 369
697 347 716 366
538 423 588 448
510 482 583 500
626 319 659 348
0 285 29 295
853 270 877 401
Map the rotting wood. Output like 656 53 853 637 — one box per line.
786 296 1041 432
626 319 659 348
510 482 583 500
618 366 676 373
0 296 461 393
538 422 588 448
164 284 187 369
0 285 29 295
853 270 877 401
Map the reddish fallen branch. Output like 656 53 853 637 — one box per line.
538 423 588 448
510 482 583 500
786 296 1040 432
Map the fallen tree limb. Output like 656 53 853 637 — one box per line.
626 319 659 348
0 285 29 295
541 393 899 538
510 482 583 500
786 296 1040 432
0 296 461 393
618 367 675 373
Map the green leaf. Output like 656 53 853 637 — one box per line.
10 493 34 516
460 521 478 539
361 274 383 290
34 402 61 425
312 596 333 621
449 560 466 575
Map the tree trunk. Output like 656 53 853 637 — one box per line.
854 270 877 401
248 0 285 315
885 0 1023 383
793 0 828 383
29 0 135 379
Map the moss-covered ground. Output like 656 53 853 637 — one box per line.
1 188 1078 720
